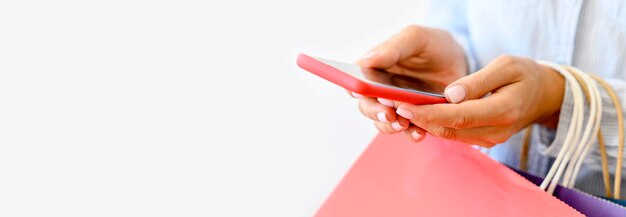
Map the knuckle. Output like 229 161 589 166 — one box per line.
501 109 523 125
358 100 380 120
495 55 528 76
488 128 515 145
436 30 454 41
495 55 518 65
402 25 430 39
357 100 368 115
491 132 513 144
432 127 456 140
422 114 436 125
473 139 496 148
451 114 472 128
483 142 497 148
402 25 421 33
375 123 395 134
468 76 487 94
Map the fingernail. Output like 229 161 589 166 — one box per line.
377 98 394 107
396 108 413 119
411 130 423 140
351 92 364 98
362 51 379 61
377 112 389 123
391 121 403 130
445 85 466 103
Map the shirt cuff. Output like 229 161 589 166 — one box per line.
537 77 576 157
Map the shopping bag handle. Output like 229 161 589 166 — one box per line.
520 67 624 199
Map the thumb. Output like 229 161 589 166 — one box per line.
360 26 430 69
444 57 520 103
360 47 402 69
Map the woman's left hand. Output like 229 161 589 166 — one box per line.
390 55 566 147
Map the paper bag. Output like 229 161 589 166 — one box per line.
315 133 582 217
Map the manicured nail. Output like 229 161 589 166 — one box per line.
445 85 466 103
395 108 413 119
351 92 364 98
411 130 423 140
392 121 403 131
377 98 394 107
362 51 379 61
377 112 389 123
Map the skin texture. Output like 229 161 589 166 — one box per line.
354 25 565 147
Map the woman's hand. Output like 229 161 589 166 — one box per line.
394 55 565 147
352 25 468 139
359 25 468 89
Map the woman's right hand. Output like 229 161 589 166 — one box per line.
353 25 468 141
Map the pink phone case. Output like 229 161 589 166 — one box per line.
297 53 447 105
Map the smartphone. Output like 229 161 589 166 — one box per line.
296 53 447 104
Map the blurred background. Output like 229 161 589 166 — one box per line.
0 0 428 216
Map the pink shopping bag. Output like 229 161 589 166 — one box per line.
315 133 582 217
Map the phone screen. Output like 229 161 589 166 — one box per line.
313 56 445 97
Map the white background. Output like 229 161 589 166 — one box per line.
0 0 428 216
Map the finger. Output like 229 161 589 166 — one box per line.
426 125 513 148
395 93 520 129
408 123 501 147
375 117 410 134
444 55 525 103
374 121 396 134
360 26 431 69
347 90 364 99
404 125 427 142
358 97 397 123
393 117 410 131
377 98 395 107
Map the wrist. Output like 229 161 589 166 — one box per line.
536 65 565 129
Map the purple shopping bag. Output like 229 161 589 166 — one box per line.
511 168 626 216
